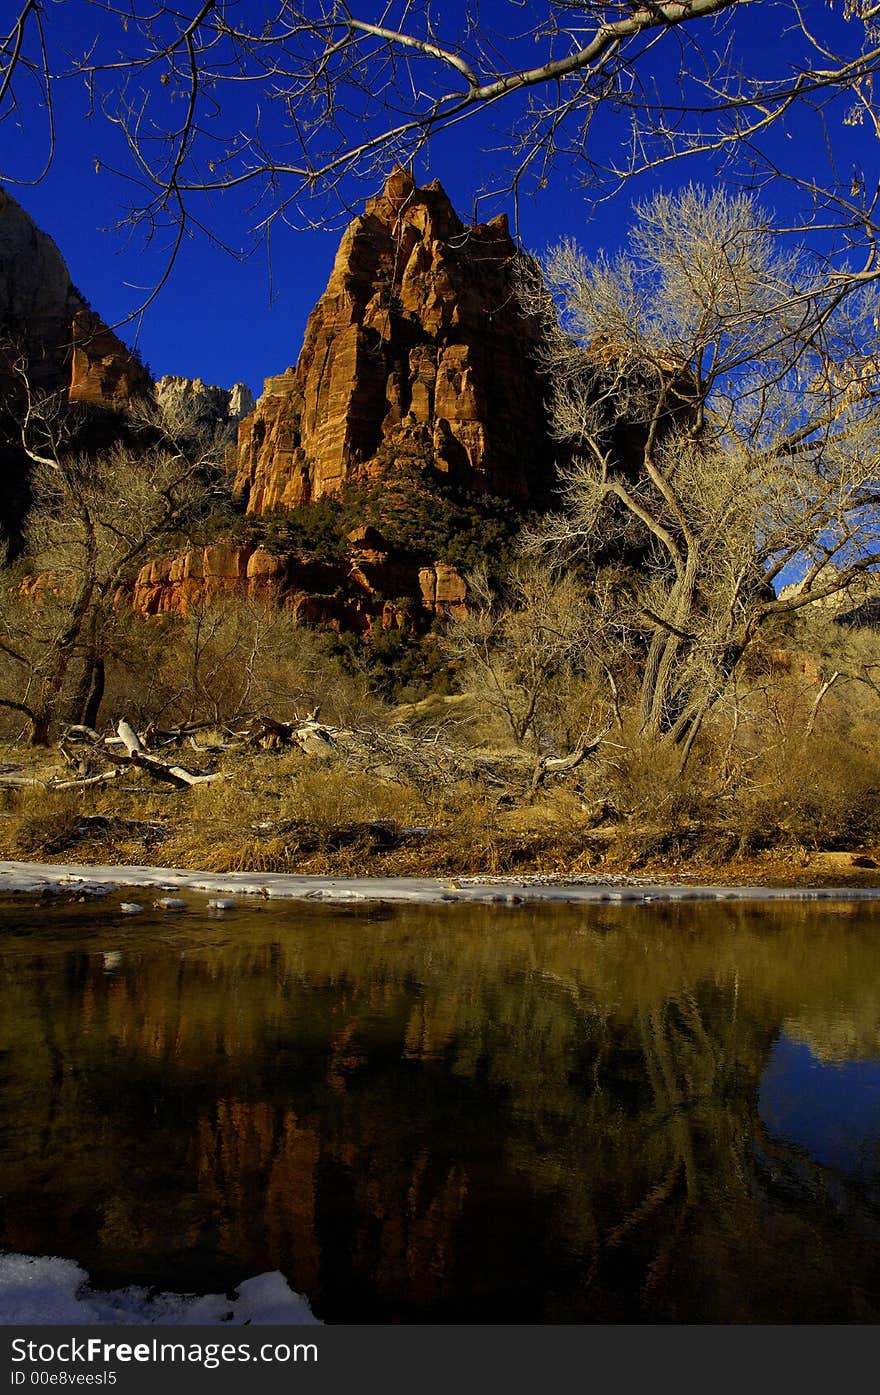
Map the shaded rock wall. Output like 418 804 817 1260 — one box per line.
0 188 80 397
0 188 152 542
0 188 151 406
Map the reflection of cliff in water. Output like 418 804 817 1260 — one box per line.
0 900 878 1322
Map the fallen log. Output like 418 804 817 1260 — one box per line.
529 728 610 796
51 767 126 791
108 718 227 786
48 718 229 790
116 719 145 756
0 771 64 787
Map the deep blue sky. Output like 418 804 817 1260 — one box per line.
4 2 877 397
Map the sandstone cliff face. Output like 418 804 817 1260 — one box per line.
0 187 151 406
68 310 153 406
233 168 555 513
131 531 467 630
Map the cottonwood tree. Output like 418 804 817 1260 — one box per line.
4 4 880 299
519 185 880 763
0 395 229 744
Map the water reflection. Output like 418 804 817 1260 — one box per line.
760 1034 880 1174
0 898 879 1322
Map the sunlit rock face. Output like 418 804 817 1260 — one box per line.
155 375 255 436
130 534 468 630
0 188 151 406
68 311 153 406
232 167 556 514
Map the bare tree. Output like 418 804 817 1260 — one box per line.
130 598 373 731
0 394 229 743
519 185 880 763
447 562 615 751
5 4 880 302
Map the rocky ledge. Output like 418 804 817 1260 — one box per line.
131 527 468 629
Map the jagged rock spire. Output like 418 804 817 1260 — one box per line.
233 169 554 512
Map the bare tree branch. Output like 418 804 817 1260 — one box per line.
8 2 880 312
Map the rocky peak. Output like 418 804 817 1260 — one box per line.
227 382 256 421
155 375 255 436
233 167 556 514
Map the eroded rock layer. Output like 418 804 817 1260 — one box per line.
233 168 555 513
131 532 468 631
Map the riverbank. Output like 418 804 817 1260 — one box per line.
3 741 880 891
3 858 880 904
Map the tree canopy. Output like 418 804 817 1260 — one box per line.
520 184 880 757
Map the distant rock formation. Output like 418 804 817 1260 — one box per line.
155 375 255 437
0 187 151 406
233 167 556 514
135 170 560 630
777 567 880 629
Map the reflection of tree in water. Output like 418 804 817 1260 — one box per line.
785 1011 880 1064
0 901 878 1320
558 981 880 1322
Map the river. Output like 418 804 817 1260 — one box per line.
1 895 878 1322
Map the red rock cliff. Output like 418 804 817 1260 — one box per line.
131 530 468 630
233 168 555 513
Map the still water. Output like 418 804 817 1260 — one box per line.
0 895 879 1323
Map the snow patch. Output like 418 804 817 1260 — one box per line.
0 1253 321 1325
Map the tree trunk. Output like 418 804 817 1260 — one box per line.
67 649 106 730
30 712 52 747
82 656 105 730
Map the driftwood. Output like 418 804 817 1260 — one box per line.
109 719 229 787
529 728 611 796
1 709 605 801
247 713 335 755
245 714 605 800
48 718 230 791
51 767 126 791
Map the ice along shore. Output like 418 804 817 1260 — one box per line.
2 859 880 905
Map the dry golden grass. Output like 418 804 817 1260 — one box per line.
1 684 879 883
